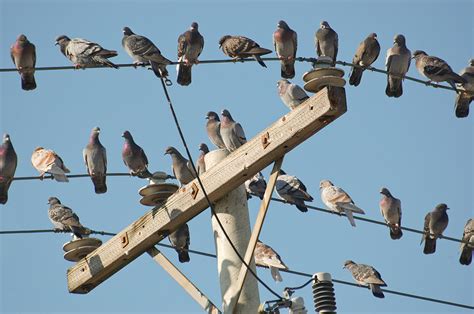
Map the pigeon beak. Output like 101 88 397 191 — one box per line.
205 116 209 119
55 42 59 46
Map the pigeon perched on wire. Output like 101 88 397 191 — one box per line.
277 79 309 110
276 170 313 212
349 33 380 86
122 26 172 79
412 50 466 89
421 203 449 254
254 240 288 282
197 143 209 175
31 147 70 182
245 172 267 200
164 146 196 186
220 109 247 152
176 22 204 86
459 218 474 265
315 21 338 66
385 34 411 98
121 131 152 179
319 180 365 227
379 187 402 240
343 260 387 298
83 127 107 194
454 59 474 118
55 35 118 69
0 134 18 205
10 34 36 90
219 35 272 68
273 20 297 79
167 210 191 263
48 197 90 239
205 111 226 150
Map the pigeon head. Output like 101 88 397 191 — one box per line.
91 127 101 134
164 146 178 155
435 203 449 211
190 22 199 30
34 146 44 152
3 133 11 143
277 20 290 30
205 111 220 121
123 27 134 36
17 34 28 42
380 187 392 197
47 197 61 205
369 33 377 39
320 21 330 29
199 143 209 153
55 35 70 46
221 109 233 120
393 34 406 46
412 50 427 59
218 35 231 48
469 59 474 66
122 130 133 141
343 260 355 268
319 179 333 189
277 79 290 92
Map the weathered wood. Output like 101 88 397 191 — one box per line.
67 87 347 294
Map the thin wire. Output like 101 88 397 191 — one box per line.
157 75 283 300
12 172 176 181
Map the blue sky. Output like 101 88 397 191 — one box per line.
1 0 473 313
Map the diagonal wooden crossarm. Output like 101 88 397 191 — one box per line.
67 86 347 294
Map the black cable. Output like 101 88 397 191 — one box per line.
12 172 176 181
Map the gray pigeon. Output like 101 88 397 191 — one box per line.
254 240 288 282
385 34 411 98
83 127 107 194
315 21 338 66
343 260 387 298
379 187 402 240
421 203 449 254
276 170 313 212
164 146 196 186
220 109 247 152
168 222 191 263
273 20 297 79
205 111 226 149
219 35 272 67
0 134 18 205
413 50 466 89
177 22 204 86
454 59 474 118
245 172 267 200
349 33 380 86
55 35 118 69
121 131 152 178
10 34 36 90
277 79 309 110
197 143 209 175
122 27 172 78
459 218 474 265
47 197 89 238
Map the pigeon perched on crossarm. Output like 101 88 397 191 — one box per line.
164 146 196 186
55 35 118 69
459 218 474 265
273 20 297 79
0 134 18 205
197 143 209 175
343 260 387 298
454 59 474 118
205 111 226 149
83 127 107 194
48 197 90 238
277 79 309 110
168 222 191 263
255 240 288 282
385 34 411 98
220 109 247 152
315 21 338 66
276 170 313 212
121 131 152 178
379 187 402 239
31 147 70 182
245 172 267 200
177 22 204 86
349 33 380 86
421 203 449 254
219 35 272 68
10 34 36 90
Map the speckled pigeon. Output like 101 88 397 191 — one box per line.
413 50 465 89
273 20 297 79
379 187 402 240
205 111 226 149
48 197 89 238
459 218 474 265
164 146 196 186
276 170 313 212
344 260 387 298
197 143 209 175
122 27 171 78
0 134 18 205
277 79 309 110
421 203 449 254
168 222 191 263
176 22 204 86
454 59 474 118
219 35 272 67
83 127 107 194
255 240 288 282
245 172 267 200
220 109 247 152
55 35 118 69
349 33 380 86
385 34 411 98
31 147 70 182
10 34 36 90
121 131 152 178
315 21 338 66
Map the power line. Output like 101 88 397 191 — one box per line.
11 172 176 181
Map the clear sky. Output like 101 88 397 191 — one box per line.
0 0 473 313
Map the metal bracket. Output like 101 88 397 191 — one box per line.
191 182 199 199
261 132 270 149
121 233 129 248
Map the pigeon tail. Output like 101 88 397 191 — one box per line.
344 208 356 227
449 73 467 85
178 250 190 263
423 237 437 254
177 63 192 86
52 172 69 182
389 226 403 240
137 169 152 179
91 175 107 194
454 93 471 118
370 284 385 298
294 201 308 213
386 77 403 98
459 245 472 265
281 62 295 79
93 56 118 69
349 67 364 86
337 202 365 214
253 55 267 68
0 180 12 204
21 73 36 91
270 266 283 282
150 61 169 78
69 226 90 239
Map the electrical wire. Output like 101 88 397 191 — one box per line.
12 172 176 181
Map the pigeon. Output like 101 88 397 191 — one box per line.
343 260 387 298
164 146 196 186
276 170 313 212
315 21 338 66
273 20 297 79
277 79 309 110
121 131 152 178
220 109 247 152
385 34 411 98
205 111 226 149
349 33 380 87
55 35 118 69
176 22 204 86
245 172 267 200
459 218 474 265
379 187 402 240
197 143 209 175
254 240 288 282
122 27 172 78
83 127 107 194
454 59 474 118
0 134 18 205
421 203 449 254
10 34 36 90
412 50 466 89
168 222 191 263
218 35 272 67
319 180 365 227
47 197 89 238
31 147 70 182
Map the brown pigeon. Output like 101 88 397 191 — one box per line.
315 21 338 66
205 111 226 149
454 59 474 118
83 127 107 194
421 203 449 254
379 187 402 239
164 146 196 186
177 22 204 86
121 131 152 178
219 35 272 67
196 143 209 175
0 134 18 204
48 197 90 238
254 240 288 282
413 50 466 89
459 218 474 265
273 20 297 79
349 33 380 86
344 260 387 298
31 147 70 182
220 109 247 152
10 34 36 90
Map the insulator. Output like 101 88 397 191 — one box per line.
312 272 337 314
